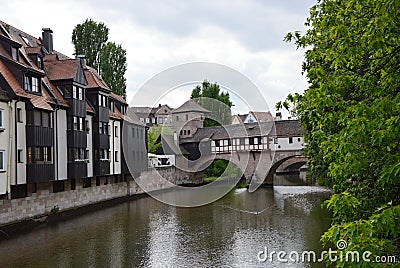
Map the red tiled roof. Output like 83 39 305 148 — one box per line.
44 58 80 81
251 111 274 122
84 67 110 90
110 92 126 104
0 60 53 110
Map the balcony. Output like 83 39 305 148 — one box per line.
67 161 88 179
97 106 109 122
94 160 110 176
26 163 55 182
26 126 54 147
94 133 110 149
67 130 87 148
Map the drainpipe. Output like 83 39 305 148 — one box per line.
53 106 59 180
14 99 20 189
6 101 13 198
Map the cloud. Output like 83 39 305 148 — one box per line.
1 0 313 117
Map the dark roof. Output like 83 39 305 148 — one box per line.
172 100 210 114
181 120 303 143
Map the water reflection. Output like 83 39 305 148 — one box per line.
0 184 331 267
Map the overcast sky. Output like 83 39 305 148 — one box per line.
2 0 315 116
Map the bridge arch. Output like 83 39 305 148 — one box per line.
263 155 307 185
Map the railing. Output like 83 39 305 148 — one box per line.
26 163 55 182
67 161 88 179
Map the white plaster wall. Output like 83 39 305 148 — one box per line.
56 109 68 180
15 101 26 185
0 101 10 194
113 120 121 174
275 136 304 150
86 114 93 177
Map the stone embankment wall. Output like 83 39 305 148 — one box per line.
0 167 202 226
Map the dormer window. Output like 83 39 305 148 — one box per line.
11 46 18 60
37 56 43 69
24 76 40 93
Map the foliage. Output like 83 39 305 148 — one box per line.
72 19 108 68
191 80 233 127
204 160 242 180
147 126 162 154
100 42 127 99
278 0 400 266
72 19 127 99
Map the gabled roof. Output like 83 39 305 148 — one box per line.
248 111 274 122
172 99 210 114
0 21 68 110
84 66 110 91
155 104 173 114
110 92 126 104
44 58 80 81
180 120 303 143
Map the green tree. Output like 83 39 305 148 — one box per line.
100 42 127 99
147 126 162 154
72 19 127 99
277 0 400 266
72 19 108 68
191 80 233 127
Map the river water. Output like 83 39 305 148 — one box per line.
0 175 331 267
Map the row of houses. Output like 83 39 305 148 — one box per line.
0 21 147 199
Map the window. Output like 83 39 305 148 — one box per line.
176 115 179 121
98 122 108 134
115 126 118 137
68 148 87 162
289 137 293 144
151 118 156 124
140 118 144 123
78 87 83 100
183 130 186 135
98 94 107 107
73 116 78 130
72 86 77 99
79 117 84 131
27 147 33 164
18 149 23 163
11 47 18 60
24 76 40 93
298 137 301 142
249 137 254 145
115 151 119 162
0 109 4 128
0 150 5 171
145 118 150 123
35 147 52 163
37 56 42 69
186 114 189 121
188 130 190 135
17 108 22 122
73 116 84 131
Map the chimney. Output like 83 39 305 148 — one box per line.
77 55 86 67
159 104 161 108
42 28 53 53
275 112 282 121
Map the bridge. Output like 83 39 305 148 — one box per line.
174 120 306 187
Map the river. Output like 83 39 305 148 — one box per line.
0 175 331 267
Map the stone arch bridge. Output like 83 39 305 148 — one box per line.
176 120 306 186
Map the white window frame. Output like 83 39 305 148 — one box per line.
73 86 77 99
